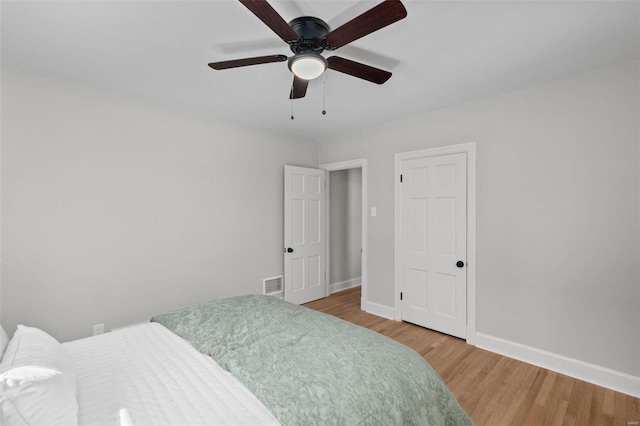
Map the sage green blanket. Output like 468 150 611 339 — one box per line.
152 295 473 426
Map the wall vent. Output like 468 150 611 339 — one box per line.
263 275 284 298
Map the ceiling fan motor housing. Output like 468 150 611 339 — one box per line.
288 16 331 54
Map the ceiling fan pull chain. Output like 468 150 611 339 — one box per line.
322 74 327 116
290 84 295 120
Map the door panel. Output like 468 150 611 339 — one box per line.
400 153 467 338
409 268 428 310
284 166 326 304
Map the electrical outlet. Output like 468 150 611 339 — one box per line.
93 323 104 336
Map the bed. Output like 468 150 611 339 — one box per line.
0 295 473 425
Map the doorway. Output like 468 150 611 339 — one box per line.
320 159 368 310
328 168 362 293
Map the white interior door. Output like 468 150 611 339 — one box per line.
284 165 326 304
400 152 467 338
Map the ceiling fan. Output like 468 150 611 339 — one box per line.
208 0 408 99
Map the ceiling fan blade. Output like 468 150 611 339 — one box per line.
289 75 309 99
208 54 287 70
239 0 299 43
324 0 407 50
327 56 392 84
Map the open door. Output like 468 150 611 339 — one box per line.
284 165 326 304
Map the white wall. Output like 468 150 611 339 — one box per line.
319 61 640 378
329 168 362 286
0 70 318 342
2 60 638 386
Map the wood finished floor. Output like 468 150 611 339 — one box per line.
304 287 640 426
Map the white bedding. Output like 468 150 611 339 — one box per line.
62 322 280 426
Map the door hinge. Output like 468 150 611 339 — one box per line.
400 174 403 183
400 292 403 300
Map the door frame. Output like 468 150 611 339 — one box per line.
393 142 477 343
319 159 368 311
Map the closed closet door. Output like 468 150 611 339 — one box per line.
400 152 467 338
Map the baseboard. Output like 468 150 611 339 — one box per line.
267 292 284 299
330 277 361 294
363 300 395 320
111 320 149 332
474 332 640 398
465 326 477 346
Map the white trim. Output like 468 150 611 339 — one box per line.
267 292 284 300
393 142 477 342
330 277 361 294
319 159 368 313
111 321 149 332
363 301 395 320
475 332 640 398
324 171 332 298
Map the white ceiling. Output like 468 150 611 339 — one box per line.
2 1 639 141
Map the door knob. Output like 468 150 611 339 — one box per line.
456 260 464 268
285 247 294 253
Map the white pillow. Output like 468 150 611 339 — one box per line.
0 325 79 426
0 326 8 360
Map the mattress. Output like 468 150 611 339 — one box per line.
62 322 280 426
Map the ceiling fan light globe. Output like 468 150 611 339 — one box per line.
290 55 327 80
